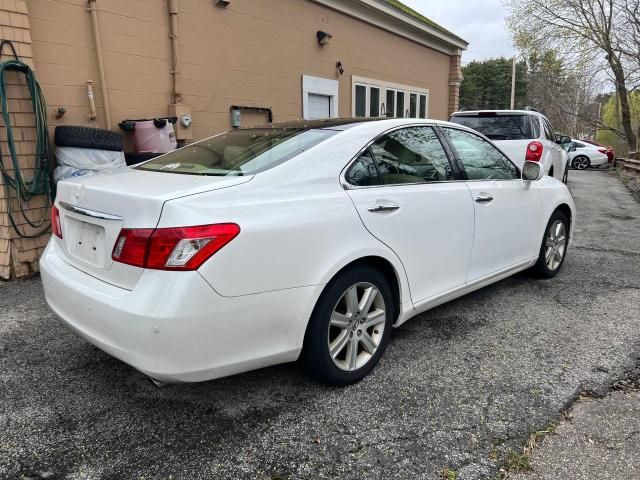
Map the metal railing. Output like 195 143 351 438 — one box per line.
615 152 640 174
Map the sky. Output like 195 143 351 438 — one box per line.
399 0 516 64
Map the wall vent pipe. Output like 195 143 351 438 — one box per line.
168 0 182 104
87 0 112 129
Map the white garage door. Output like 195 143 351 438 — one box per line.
307 94 331 119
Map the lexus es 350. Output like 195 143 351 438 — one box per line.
41 118 575 385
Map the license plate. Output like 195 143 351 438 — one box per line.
65 217 106 267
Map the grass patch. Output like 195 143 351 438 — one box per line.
505 451 531 472
441 468 457 480
496 423 557 478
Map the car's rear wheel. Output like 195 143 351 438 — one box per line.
531 210 569 278
562 164 569 184
572 156 590 170
303 265 393 385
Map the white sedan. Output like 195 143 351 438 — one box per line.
569 139 609 169
41 119 575 386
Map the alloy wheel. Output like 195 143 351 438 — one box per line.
573 157 589 170
545 220 567 271
328 282 386 371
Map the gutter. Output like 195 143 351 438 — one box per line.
310 0 468 54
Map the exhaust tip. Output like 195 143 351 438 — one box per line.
146 375 169 389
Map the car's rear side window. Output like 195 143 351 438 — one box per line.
370 127 453 184
450 114 535 141
136 128 336 176
346 151 381 187
345 126 453 186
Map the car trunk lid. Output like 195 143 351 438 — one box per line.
55 168 252 289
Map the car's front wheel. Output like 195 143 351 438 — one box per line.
531 210 569 278
303 265 393 385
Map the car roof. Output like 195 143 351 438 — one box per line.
240 117 467 132
451 109 543 116
240 117 391 131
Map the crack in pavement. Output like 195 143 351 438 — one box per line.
571 245 640 256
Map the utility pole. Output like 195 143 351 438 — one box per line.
510 56 516 109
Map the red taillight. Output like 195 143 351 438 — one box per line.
526 141 544 162
112 224 240 271
598 148 607 154
51 205 63 238
112 228 154 268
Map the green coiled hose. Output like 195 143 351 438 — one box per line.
0 39 53 238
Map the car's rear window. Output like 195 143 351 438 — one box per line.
450 114 535 140
136 128 336 176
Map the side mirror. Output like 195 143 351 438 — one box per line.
522 161 544 181
569 145 577 152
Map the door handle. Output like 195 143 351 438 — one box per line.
474 195 494 203
368 204 400 213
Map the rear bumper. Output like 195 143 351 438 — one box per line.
591 155 609 166
40 240 320 383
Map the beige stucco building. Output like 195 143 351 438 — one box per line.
0 0 466 279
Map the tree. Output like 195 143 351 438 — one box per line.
597 91 640 151
506 0 639 151
459 58 527 110
523 50 606 136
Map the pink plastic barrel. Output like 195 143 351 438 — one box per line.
132 120 178 154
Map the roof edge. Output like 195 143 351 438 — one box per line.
310 0 468 53
379 0 467 45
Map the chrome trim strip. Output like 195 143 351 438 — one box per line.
58 202 123 221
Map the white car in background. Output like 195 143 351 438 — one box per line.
40 118 575 386
568 139 610 170
450 109 570 184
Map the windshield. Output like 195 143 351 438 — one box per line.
136 128 336 176
450 115 535 140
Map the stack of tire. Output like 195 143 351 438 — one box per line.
53 126 126 183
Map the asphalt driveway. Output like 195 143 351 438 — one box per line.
1 170 639 480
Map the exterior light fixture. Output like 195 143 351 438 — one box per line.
336 61 344 75
216 0 230 7
317 31 332 46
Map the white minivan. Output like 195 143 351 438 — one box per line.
450 109 570 184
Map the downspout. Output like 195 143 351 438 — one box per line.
168 0 182 104
87 0 112 129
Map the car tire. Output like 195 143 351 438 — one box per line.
54 125 124 152
572 156 590 170
302 265 393 385
531 210 569 278
562 164 569 184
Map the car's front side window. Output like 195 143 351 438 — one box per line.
442 128 520 181
368 126 453 185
